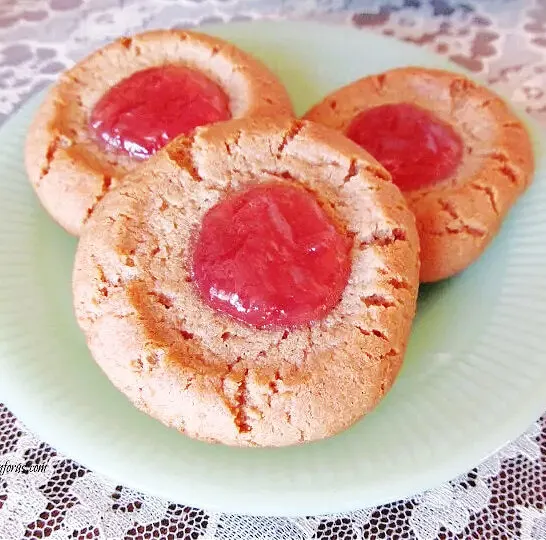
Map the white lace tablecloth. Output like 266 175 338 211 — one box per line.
1 1 545 538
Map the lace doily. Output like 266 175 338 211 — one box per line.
1 1 546 538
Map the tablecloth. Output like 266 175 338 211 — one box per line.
0 1 545 538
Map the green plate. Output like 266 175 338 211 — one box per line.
1 21 545 516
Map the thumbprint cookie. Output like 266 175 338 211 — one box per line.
304 67 534 282
73 117 420 447
25 29 294 236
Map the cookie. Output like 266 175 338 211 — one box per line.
25 29 294 236
73 117 420 447
304 67 534 282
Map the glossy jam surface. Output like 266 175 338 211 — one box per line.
346 103 463 191
90 65 231 159
192 183 352 328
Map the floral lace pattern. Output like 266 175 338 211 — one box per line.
1 1 546 538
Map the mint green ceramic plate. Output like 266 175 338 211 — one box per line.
1 21 545 517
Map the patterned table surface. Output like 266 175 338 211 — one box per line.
0 1 545 539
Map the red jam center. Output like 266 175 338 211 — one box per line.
346 103 463 191
192 183 352 328
89 65 231 159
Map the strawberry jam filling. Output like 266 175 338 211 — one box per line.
346 103 463 191
192 183 352 328
89 65 231 159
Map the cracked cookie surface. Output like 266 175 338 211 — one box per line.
73 117 420 447
25 29 294 236
304 67 534 282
